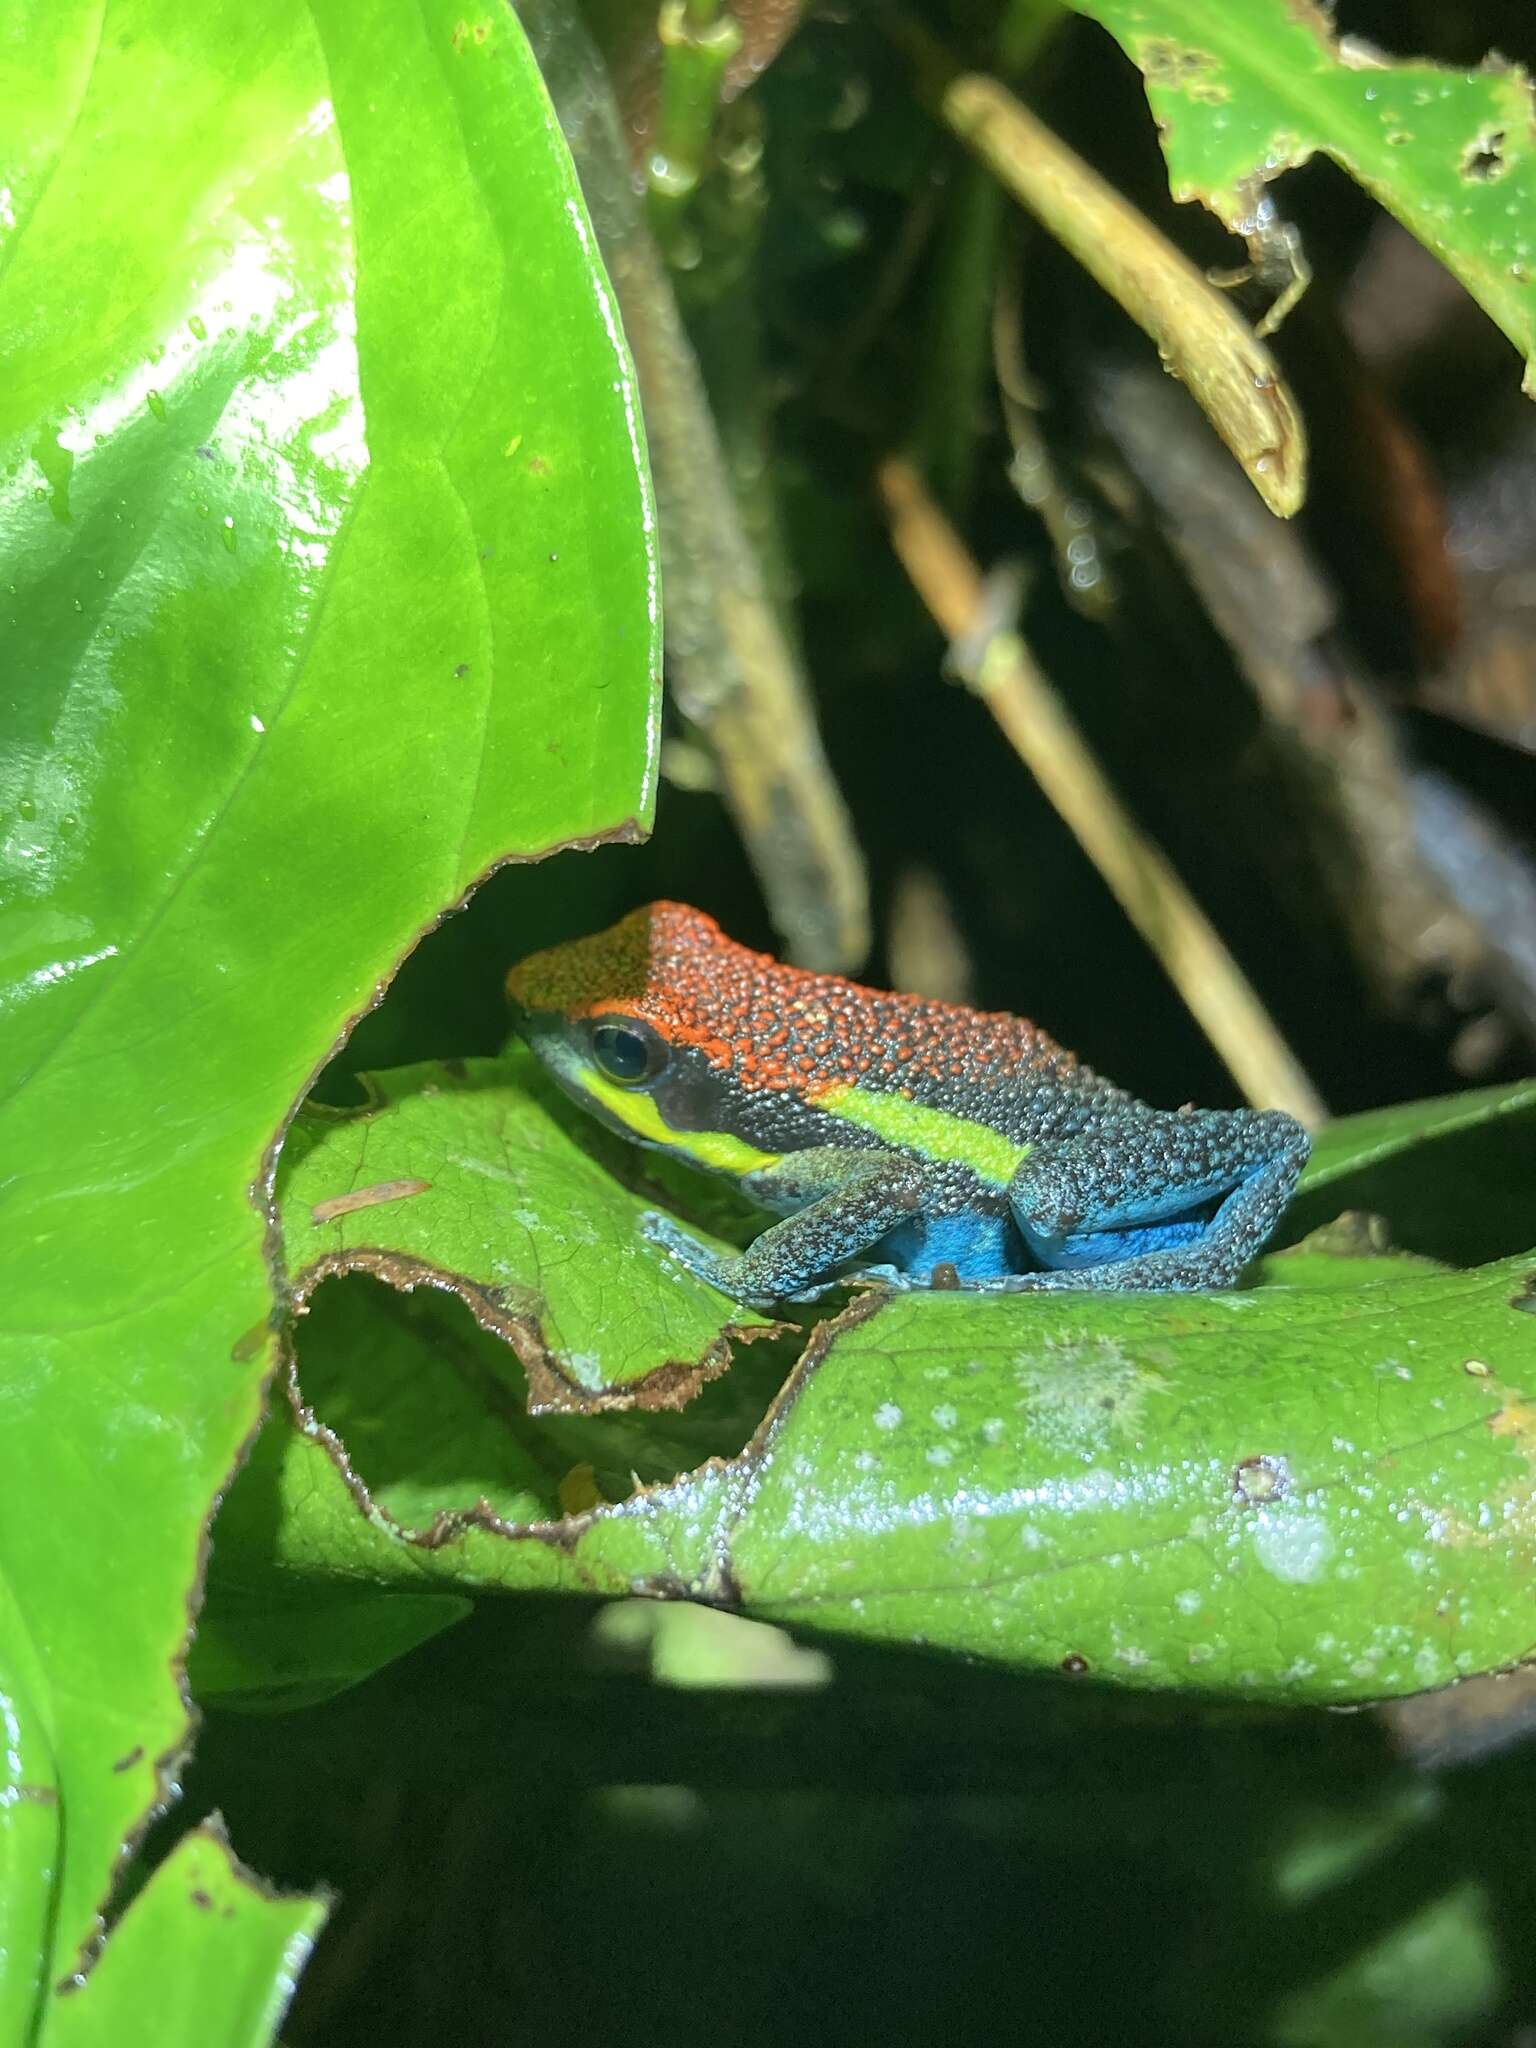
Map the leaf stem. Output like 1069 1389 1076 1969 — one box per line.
887 14 1308 518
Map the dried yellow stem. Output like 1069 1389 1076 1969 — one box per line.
879 457 1325 1123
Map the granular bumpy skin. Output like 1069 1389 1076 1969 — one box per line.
507 901 1311 1298
508 901 1114 1135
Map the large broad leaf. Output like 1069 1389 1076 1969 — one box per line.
0 0 657 2028
1070 0 1536 391
207 1057 1536 1706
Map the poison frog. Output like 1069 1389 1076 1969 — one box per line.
507 902 1309 1307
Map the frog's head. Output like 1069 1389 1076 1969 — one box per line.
506 901 790 1169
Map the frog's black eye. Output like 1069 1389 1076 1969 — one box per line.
590 1018 665 1085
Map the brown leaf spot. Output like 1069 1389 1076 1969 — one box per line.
112 1745 145 1773
1138 37 1229 103
190 1887 213 1911
1488 1399 1536 1441
558 1462 601 1515
1233 1454 1289 1504
1059 1652 1091 1676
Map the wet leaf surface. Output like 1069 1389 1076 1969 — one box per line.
722 1254 1536 1699
0 0 657 2020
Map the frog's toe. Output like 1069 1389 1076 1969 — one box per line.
640 1211 732 1285
638 1211 786 1308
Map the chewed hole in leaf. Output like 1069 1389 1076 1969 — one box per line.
278 1050 784 1412
1461 129 1508 181
292 1273 798 1533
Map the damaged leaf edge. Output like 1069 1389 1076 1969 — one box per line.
288 1245 785 1414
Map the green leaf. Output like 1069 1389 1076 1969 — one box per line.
252 1055 1536 1704
45 1825 325 2048
0 1577 59 2040
199 1263 797 1705
1285 1079 1536 1263
187 1577 471 1716
1298 1078 1536 1191
279 1053 777 1410
721 1262 1536 1698
0 0 657 2014
1069 0 1536 391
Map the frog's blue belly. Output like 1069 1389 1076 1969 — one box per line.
868 1211 1026 1283
866 1208 1212 1283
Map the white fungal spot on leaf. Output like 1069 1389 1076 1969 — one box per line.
1252 1511 1333 1584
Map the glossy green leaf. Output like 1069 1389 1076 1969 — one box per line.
235 1248 1536 1701
720 1257 1536 1698
280 1053 776 1408
198 1268 794 1703
0 1577 59 2041
1285 1079 1536 1263
1069 0 1536 390
1298 1078 1536 1191
249 1055 1536 1703
0 0 657 2016
46 1825 325 2048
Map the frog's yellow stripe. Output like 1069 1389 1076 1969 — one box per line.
815 1083 1030 1186
580 1067 782 1177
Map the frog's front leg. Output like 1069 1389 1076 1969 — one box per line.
1005 1108 1309 1291
643 1147 925 1306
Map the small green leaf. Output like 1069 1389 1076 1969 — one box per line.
46 1825 325 2048
1299 1078 1536 1192
1071 0 1536 390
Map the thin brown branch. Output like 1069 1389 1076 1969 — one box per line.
878 456 1327 1124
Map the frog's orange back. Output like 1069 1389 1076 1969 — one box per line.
508 900 1092 1105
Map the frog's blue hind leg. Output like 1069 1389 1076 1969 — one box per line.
1005 1108 1309 1292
